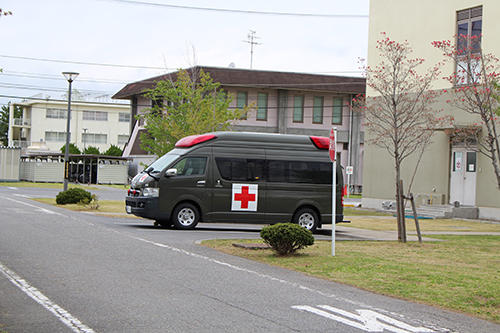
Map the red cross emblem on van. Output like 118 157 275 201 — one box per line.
232 184 258 211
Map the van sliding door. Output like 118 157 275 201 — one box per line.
210 148 266 223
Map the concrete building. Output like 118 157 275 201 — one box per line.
113 66 366 188
8 98 131 154
363 1 500 220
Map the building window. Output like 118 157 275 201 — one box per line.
257 92 268 121
237 91 248 119
457 6 482 51
313 97 323 124
117 134 129 145
119 113 131 122
46 109 68 119
83 133 107 144
332 98 343 124
45 131 67 142
293 95 304 123
152 98 164 110
456 6 482 85
83 110 108 121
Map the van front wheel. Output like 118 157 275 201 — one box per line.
294 208 318 232
172 203 199 230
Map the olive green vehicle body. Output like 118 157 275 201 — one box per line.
125 132 344 231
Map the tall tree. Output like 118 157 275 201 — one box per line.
103 144 123 156
0 103 22 146
60 143 81 155
356 34 441 242
84 146 100 155
433 35 500 190
138 68 253 157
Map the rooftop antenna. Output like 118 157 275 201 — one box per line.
243 30 261 69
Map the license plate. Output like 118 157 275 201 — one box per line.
126 206 131 214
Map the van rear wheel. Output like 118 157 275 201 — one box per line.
294 208 318 232
172 203 199 230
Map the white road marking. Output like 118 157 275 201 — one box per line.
13 193 34 198
2 196 63 216
293 305 436 332
0 262 95 333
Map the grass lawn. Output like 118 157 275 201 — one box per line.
344 214 500 232
203 235 500 323
32 198 134 218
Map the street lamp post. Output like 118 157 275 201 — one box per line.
83 128 88 153
82 128 88 184
62 72 79 191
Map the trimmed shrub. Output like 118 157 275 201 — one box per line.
260 223 315 256
56 188 92 205
84 146 100 155
60 143 81 154
103 144 123 156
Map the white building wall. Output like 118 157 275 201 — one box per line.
10 99 131 154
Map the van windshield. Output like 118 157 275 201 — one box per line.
146 153 180 174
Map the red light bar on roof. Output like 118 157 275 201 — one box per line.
175 134 217 148
310 136 329 149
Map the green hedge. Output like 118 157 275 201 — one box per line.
260 223 314 256
56 188 92 205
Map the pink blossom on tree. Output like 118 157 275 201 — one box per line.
355 33 441 242
433 34 500 190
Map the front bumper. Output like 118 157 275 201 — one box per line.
125 196 170 221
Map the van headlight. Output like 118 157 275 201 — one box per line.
142 187 159 197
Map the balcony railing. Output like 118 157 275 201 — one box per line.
11 140 29 148
13 118 31 126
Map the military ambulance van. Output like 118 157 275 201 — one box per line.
126 132 344 232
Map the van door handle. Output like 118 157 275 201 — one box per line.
215 179 222 188
197 180 206 186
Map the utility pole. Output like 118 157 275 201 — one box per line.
243 30 261 69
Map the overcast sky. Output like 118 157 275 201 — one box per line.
1 0 369 107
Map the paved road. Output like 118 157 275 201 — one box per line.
1 187 499 332
1 184 128 201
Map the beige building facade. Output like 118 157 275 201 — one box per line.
363 1 500 219
113 67 366 186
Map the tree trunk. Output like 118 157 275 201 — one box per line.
395 160 406 242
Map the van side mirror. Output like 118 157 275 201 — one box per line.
165 168 178 177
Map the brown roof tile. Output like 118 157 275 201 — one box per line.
113 66 365 99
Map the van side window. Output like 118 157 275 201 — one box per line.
289 161 332 184
268 161 285 182
215 158 264 181
171 157 207 176
267 160 332 184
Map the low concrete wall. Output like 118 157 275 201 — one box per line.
478 206 500 222
452 207 479 220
